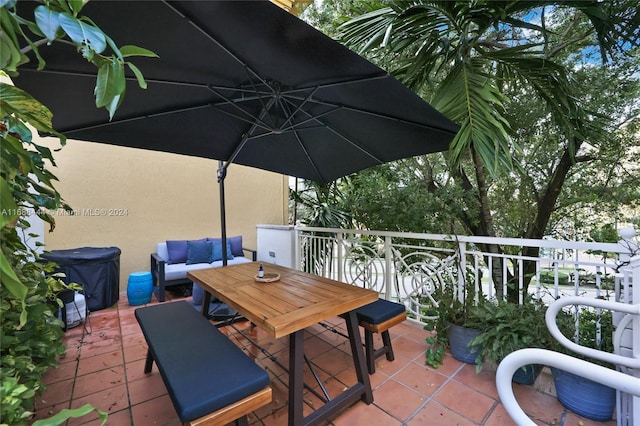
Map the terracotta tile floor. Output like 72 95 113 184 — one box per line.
33 291 617 426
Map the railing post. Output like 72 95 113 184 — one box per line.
337 232 343 283
631 255 640 422
632 255 640 355
384 236 392 300
294 221 301 271
458 240 467 303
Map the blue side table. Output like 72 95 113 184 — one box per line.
127 271 153 305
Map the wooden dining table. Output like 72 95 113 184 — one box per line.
188 262 379 426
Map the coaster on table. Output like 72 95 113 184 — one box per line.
255 273 280 283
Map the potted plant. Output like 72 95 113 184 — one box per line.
423 266 486 368
549 306 617 421
470 295 552 384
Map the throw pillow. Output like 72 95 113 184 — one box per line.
211 240 234 262
166 240 188 264
167 238 207 264
228 235 244 257
186 240 213 265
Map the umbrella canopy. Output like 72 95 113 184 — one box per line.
15 0 457 181
14 0 459 261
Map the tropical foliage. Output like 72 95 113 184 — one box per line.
471 296 553 372
300 0 640 300
1 1 153 423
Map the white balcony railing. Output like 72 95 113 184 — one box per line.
293 226 638 322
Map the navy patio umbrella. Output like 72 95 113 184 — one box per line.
13 0 459 263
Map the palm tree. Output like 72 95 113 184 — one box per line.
338 0 639 299
290 180 352 275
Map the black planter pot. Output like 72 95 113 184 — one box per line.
446 322 481 364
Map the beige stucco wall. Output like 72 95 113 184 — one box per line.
40 137 288 291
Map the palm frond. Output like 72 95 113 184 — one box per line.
339 5 395 53
487 50 599 150
432 59 513 176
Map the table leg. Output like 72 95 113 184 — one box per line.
287 313 373 426
344 310 374 404
289 330 305 426
201 291 212 317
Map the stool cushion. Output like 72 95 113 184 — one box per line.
355 299 405 325
135 301 269 422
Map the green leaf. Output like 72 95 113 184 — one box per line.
0 83 52 127
120 45 158 58
32 404 107 426
34 5 60 41
0 8 26 72
0 177 18 228
0 33 19 72
58 13 106 53
0 249 27 328
67 0 86 15
106 93 122 120
0 83 64 140
95 59 125 111
126 62 147 89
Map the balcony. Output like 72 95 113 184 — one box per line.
32 228 637 425
33 295 617 425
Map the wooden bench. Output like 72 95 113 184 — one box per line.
135 301 271 425
354 299 407 374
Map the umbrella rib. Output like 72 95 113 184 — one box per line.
210 104 276 133
21 65 280 96
53 104 214 134
242 68 279 130
223 96 278 173
277 86 320 131
163 1 271 92
283 93 457 136
208 85 273 97
207 85 276 133
279 73 390 94
287 101 386 165
15 67 195 86
271 102 341 133
276 97 328 182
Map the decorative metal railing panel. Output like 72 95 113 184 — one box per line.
295 226 639 322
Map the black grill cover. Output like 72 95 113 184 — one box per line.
42 247 121 311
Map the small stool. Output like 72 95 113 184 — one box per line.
355 299 407 374
127 271 153 306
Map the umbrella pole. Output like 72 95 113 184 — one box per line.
218 160 228 267
200 161 228 317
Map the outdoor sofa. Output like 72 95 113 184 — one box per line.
150 235 256 302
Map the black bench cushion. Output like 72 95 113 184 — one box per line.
135 301 269 422
355 299 406 324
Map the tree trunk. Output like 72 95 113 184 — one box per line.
516 137 585 295
470 147 506 300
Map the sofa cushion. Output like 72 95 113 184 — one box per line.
355 299 406 324
186 240 213 265
211 240 233 262
156 242 170 261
